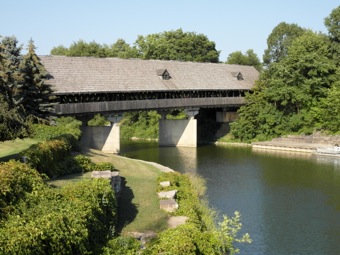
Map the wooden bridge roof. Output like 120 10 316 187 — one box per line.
40 56 259 95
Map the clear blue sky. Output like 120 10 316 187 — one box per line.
1 1 338 61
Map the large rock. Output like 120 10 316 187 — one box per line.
91 170 121 194
160 181 171 187
159 199 179 212
157 190 177 199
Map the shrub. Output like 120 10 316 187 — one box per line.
74 155 116 172
0 160 45 219
31 117 82 141
102 236 141 255
20 139 71 178
0 179 117 255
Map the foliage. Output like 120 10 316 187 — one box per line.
20 138 72 178
0 179 117 255
148 172 251 254
18 40 54 119
263 22 305 66
324 6 340 43
324 6 340 65
232 27 340 141
121 111 160 139
0 36 54 141
31 116 82 141
88 113 110 126
135 28 220 62
0 94 30 141
74 154 115 172
51 39 139 59
226 49 262 71
102 236 141 255
218 212 252 255
0 160 45 219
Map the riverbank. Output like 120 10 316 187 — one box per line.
252 134 340 154
216 134 340 155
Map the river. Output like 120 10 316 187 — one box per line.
120 140 340 255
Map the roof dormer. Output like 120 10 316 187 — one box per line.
231 72 243 81
156 69 171 80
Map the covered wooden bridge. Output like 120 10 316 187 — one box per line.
40 56 259 151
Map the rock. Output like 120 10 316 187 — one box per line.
168 216 189 228
91 170 121 194
91 170 112 179
157 190 177 199
160 181 171 187
160 199 178 212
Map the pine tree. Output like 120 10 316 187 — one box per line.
20 40 54 119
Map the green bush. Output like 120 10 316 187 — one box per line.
144 223 221 255
31 117 82 141
102 236 140 255
21 139 72 178
0 160 45 220
74 155 116 172
0 179 117 255
154 172 251 255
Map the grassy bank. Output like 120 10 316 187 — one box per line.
0 138 39 161
49 148 169 234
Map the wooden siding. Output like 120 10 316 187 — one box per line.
55 97 245 115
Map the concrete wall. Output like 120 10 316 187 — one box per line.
216 111 238 123
80 125 120 153
159 118 197 147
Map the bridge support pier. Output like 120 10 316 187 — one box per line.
101 115 122 154
80 115 122 154
159 109 198 147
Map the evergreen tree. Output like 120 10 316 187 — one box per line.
20 40 54 119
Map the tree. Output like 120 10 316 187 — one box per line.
50 45 69 55
0 94 29 141
109 39 139 58
324 6 340 65
135 28 220 62
231 31 337 141
19 40 54 119
263 22 305 66
226 49 262 71
0 36 22 107
324 6 340 42
64 40 108 57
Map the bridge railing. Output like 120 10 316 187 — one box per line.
55 97 246 115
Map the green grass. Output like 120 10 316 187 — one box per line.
0 138 39 161
86 149 169 234
48 148 169 234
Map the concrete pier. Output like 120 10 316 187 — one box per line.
159 118 197 147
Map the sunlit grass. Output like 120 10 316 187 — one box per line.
86 149 169 234
48 148 169 234
0 138 39 161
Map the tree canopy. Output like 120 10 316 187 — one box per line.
226 49 262 71
263 22 305 66
51 29 220 63
0 36 53 141
231 8 340 141
135 29 220 62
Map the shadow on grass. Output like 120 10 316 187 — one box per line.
116 177 138 234
0 153 20 162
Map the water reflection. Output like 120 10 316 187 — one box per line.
120 141 340 254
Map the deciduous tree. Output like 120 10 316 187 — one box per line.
135 28 220 62
263 22 305 66
226 49 262 71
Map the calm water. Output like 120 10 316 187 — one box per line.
120 140 340 255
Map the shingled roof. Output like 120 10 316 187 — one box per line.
40 56 259 95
